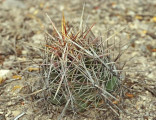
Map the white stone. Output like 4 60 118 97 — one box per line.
22 50 28 55
0 70 12 82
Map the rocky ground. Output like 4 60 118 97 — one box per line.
0 0 156 120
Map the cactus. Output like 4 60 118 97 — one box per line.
40 12 124 117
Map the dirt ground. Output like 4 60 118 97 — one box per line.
0 0 156 120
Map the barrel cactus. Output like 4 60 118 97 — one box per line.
40 13 124 116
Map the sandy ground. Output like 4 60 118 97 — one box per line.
0 0 156 120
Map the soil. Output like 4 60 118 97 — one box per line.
0 0 156 120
